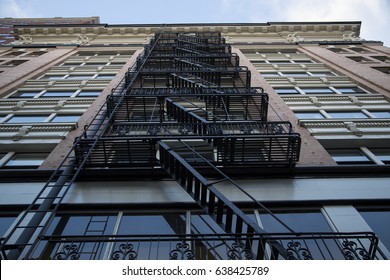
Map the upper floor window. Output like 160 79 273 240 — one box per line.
41 91 75 98
6 115 49 123
3 153 48 169
301 87 334 94
274 87 300 95
327 149 373 165
51 115 81 123
327 111 368 119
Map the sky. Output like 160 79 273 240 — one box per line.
0 0 390 45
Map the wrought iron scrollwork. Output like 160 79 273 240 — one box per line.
111 243 138 260
170 242 195 260
53 243 80 260
227 241 254 260
342 240 371 260
286 241 313 260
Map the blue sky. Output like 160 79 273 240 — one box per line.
1 0 390 45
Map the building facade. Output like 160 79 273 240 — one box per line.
0 18 389 260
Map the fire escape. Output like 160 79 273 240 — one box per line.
1 31 386 260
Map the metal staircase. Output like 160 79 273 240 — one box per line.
1 30 385 260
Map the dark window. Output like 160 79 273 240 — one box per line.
282 72 310 76
333 87 367 94
370 149 390 164
301 87 334 94
274 87 299 95
0 214 18 237
51 115 81 123
327 111 367 119
3 153 48 169
40 75 64 80
6 115 48 123
359 210 390 251
118 214 185 235
77 91 102 97
95 74 116 79
328 149 373 165
65 75 94 80
41 91 75 98
295 112 324 119
9 91 40 98
369 111 390 118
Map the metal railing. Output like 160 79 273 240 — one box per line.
25 232 387 260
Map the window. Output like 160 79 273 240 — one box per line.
118 214 185 235
369 111 390 118
6 115 49 123
77 91 102 97
333 87 367 94
295 112 324 119
327 111 368 119
260 72 280 77
47 215 117 236
95 74 116 79
274 87 299 95
301 87 334 94
84 62 108 66
359 210 390 250
292 59 315 63
259 211 332 233
267 60 291 64
40 75 65 80
65 75 94 80
41 91 75 98
309 72 336 76
9 91 40 98
0 214 18 237
327 149 373 165
282 72 310 77
3 153 48 168
370 149 390 164
51 115 81 123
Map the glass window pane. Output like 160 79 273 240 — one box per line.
0 215 18 237
328 149 373 165
360 210 390 251
260 72 280 77
10 91 40 98
370 149 390 164
369 111 390 118
327 111 367 119
77 91 101 97
259 212 332 233
118 214 185 235
66 75 94 80
274 88 299 95
295 112 324 119
51 115 81 123
41 91 75 98
6 115 48 123
334 87 367 94
95 74 116 79
4 153 48 168
40 75 64 80
301 88 334 94
282 72 310 76
309 72 336 76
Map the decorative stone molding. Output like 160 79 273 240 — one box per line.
286 33 305 43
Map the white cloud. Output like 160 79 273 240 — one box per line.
0 0 38 18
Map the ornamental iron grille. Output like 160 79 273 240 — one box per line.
28 232 386 260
